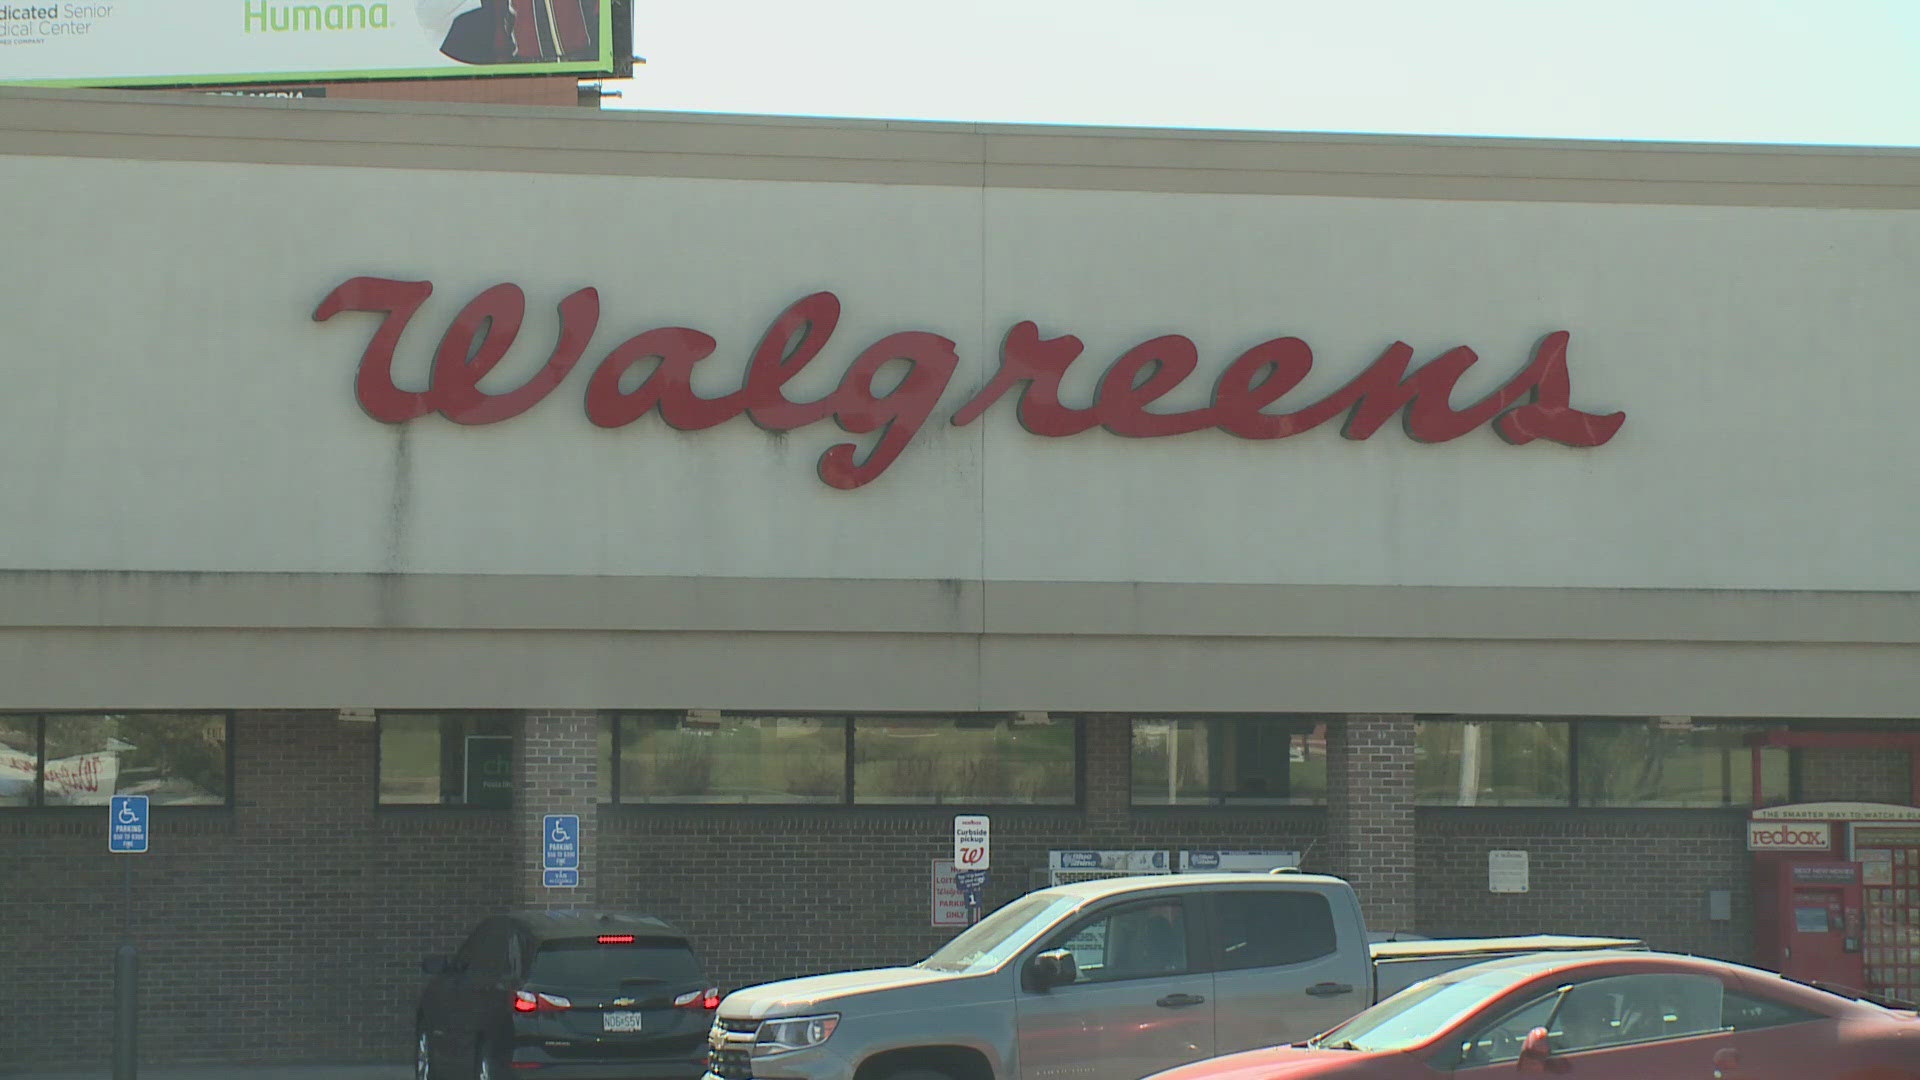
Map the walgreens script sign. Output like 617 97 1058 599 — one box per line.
316 279 1627 488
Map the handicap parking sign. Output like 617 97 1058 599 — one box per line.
543 814 579 888
109 795 148 853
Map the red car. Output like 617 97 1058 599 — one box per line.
1144 950 1920 1080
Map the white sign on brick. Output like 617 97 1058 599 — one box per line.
953 814 989 870
930 861 968 927
1489 849 1529 894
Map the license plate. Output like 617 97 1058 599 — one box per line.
603 1012 644 1032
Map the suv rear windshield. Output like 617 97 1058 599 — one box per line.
529 938 704 988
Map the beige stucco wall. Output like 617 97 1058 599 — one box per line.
2 88 1916 715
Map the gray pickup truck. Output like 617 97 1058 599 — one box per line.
706 872 1638 1080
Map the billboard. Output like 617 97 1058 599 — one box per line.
0 0 615 88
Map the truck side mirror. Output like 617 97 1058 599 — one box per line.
1516 1027 1552 1072
1026 949 1078 991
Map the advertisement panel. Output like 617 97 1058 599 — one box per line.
0 0 613 87
1747 820 1833 852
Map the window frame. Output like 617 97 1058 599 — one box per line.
1415 716 1799 811
1127 714 1331 808
604 710 1085 809
1035 896 1205 986
1719 987 1824 1032
1446 985 1566 1068
0 711 236 811
1571 719 1792 810
1204 888 1341 972
374 710 518 811
1447 972 1729 1068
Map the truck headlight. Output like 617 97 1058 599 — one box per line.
753 1014 840 1056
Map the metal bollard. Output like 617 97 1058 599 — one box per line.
113 944 138 1080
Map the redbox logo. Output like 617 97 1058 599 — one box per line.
1747 823 1831 851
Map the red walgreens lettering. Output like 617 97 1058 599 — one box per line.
315 279 1626 488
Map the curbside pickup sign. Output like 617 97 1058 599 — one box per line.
953 814 989 870
1747 821 1832 852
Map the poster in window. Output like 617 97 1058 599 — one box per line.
464 735 513 808
1863 852 1894 887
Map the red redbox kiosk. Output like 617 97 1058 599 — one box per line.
1747 729 1920 1002
1751 848 1866 990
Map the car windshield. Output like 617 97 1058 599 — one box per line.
1313 967 1540 1052
917 894 1080 974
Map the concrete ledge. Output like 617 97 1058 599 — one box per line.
1 625 1915 716
3 570 1918 646
3 87 1919 208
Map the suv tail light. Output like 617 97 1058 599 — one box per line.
674 987 722 1010
514 991 573 1013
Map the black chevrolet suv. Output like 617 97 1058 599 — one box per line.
416 911 719 1080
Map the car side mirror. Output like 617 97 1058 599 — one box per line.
1027 948 1078 991
421 954 453 975
1516 1027 1552 1072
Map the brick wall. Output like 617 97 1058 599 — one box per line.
314 76 584 106
1416 809 1754 962
11 710 1916 1067
1801 748 1914 803
175 75 586 108
517 710 601 904
0 712 514 1071
1326 715 1417 933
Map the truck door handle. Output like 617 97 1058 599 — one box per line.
1305 982 1354 998
1156 993 1206 1008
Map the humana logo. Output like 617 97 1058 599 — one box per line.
244 1 391 32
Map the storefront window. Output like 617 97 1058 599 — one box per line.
378 712 515 807
0 716 36 807
0 713 229 807
616 713 847 804
853 715 1076 805
607 712 1080 805
1130 718 1327 806
1416 718 1570 806
1417 716 1792 808
1577 719 1788 807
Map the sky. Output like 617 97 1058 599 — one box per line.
605 0 1920 147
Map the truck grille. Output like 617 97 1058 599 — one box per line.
711 1047 754 1080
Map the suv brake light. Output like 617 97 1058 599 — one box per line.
674 987 722 1010
514 991 573 1013
597 935 636 944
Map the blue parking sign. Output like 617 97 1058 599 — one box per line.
109 795 148 853
543 815 579 888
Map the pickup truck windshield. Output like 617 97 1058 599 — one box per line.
918 894 1079 974
1313 967 1536 1052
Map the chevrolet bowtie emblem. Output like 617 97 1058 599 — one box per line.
613 998 637 1007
